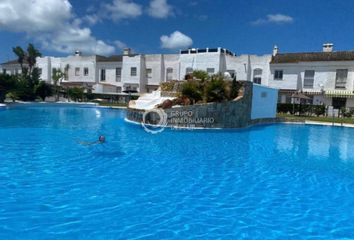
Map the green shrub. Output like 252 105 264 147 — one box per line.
181 80 203 104
313 105 326 116
341 108 354 118
35 81 53 101
67 87 84 102
204 75 230 103
192 70 209 81
277 103 326 116
0 74 18 102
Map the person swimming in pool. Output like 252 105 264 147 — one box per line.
79 135 106 145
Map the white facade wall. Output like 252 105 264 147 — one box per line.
270 61 354 92
95 62 123 94
179 52 221 77
97 62 122 85
121 55 143 92
163 54 180 81
269 64 300 90
46 57 62 84
36 57 62 84
37 57 51 83
225 54 249 80
145 54 163 86
249 55 272 86
61 55 96 83
298 62 354 91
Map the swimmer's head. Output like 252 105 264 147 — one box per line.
98 135 106 143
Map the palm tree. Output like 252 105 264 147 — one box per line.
52 68 65 101
12 46 26 73
12 44 42 76
27 44 42 75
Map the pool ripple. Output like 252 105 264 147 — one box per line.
1 107 354 239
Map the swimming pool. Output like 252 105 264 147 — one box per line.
1 104 354 239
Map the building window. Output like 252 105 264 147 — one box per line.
75 67 80 76
274 70 283 80
116 68 121 82
186 67 193 74
166 68 173 80
303 70 315 89
146 68 152 79
335 69 348 89
207 68 215 75
101 69 106 81
253 68 262 84
131 67 137 76
84 68 89 76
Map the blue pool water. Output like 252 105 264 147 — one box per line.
1 105 354 239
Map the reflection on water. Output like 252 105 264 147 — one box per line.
275 124 354 163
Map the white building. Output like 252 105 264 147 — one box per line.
0 47 271 95
270 44 354 108
2 43 354 108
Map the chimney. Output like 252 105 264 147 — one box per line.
74 50 81 56
123 48 132 56
323 43 333 52
273 45 278 56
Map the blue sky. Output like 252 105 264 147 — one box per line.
1 0 354 62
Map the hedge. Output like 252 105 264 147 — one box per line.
277 103 326 116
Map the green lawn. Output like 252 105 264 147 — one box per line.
277 113 354 124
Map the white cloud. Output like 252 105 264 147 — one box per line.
104 0 142 21
160 31 193 49
0 0 72 32
0 0 115 56
251 14 293 26
148 0 173 19
82 14 100 25
114 40 127 49
39 26 115 56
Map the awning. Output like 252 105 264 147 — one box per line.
325 90 354 98
302 89 322 95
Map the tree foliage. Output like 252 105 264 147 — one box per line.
192 70 209 81
179 71 242 104
52 68 66 101
205 74 230 103
0 74 18 102
67 87 84 102
35 81 53 101
11 43 46 101
181 80 203 104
